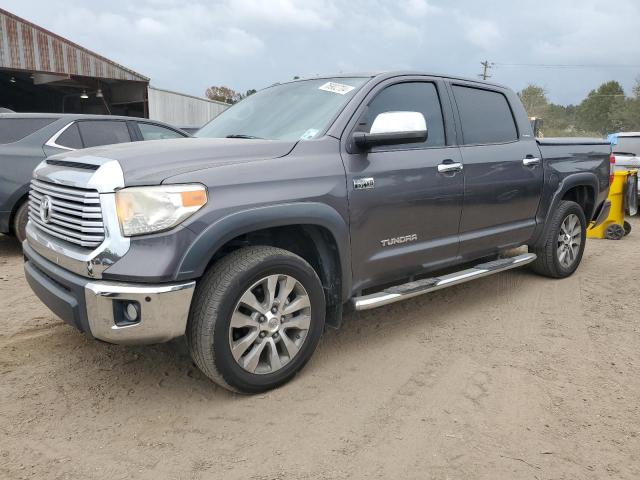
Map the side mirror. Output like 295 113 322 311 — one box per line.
353 111 427 149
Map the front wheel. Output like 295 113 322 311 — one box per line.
530 200 586 278
187 246 326 393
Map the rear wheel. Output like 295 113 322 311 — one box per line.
13 201 29 244
187 246 325 393
531 200 586 278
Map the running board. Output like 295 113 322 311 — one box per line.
352 253 537 311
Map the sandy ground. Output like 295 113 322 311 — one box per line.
1 217 639 480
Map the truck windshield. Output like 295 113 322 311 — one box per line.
613 136 640 155
196 77 368 141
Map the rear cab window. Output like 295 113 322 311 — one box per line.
78 120 131 148
137 123 185 140
56 123 83 149
452 85 518 145
613 136 640 155
0 118 56 144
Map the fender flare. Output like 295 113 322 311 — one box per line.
531 172 601 246
176 202 352 301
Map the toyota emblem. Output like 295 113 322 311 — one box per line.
39 195 53 223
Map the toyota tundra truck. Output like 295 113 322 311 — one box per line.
22 72 612 393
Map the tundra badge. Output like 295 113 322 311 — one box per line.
380 234 418 247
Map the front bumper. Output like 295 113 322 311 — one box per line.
23 242 195 345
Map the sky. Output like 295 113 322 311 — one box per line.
3 0 640 105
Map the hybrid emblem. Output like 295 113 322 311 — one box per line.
381 234 418 247
39 195 53 223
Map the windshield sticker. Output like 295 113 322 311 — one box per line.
301 128 319 140
319 82 355 95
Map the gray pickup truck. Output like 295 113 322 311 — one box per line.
22 72 611 393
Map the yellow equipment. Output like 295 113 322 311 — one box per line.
588 169 638 240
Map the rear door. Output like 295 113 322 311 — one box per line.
341 77 464 292
449 83 543 257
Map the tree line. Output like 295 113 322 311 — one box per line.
519 78 640 137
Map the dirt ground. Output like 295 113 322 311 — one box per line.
1 217 639 480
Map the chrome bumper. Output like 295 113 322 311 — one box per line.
24 242 195 345
84 280 195 344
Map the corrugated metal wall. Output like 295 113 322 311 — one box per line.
148 86 228 128
0 8 147 82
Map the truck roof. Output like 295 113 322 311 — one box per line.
280 70 511 91
0 113 142 121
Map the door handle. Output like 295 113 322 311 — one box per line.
522 156 541 167
438 162 463 173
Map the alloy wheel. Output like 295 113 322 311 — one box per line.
228 274 311 374
557 213 582 268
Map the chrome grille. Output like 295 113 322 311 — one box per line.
28 179 105 248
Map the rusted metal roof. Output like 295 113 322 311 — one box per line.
0 8 148 82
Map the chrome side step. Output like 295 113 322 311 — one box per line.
352 253 537 311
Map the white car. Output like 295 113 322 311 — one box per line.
609 132 640 202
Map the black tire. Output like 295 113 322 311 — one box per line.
187 246 326 393
605 224 625 240
623 221 632 236
13 201 29 244
530 200 586 278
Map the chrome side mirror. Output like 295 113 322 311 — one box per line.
353 111 428 149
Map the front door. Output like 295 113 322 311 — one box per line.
341 79 464 293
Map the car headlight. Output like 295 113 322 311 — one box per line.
115 184 207 237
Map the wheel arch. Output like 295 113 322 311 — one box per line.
7 191 30 236
177 203 352 307
531 172 599 248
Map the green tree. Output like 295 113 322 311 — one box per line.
618 77 640 131
518 84 575 136
576 81 626 135
205 85 242 104
518 85 549 118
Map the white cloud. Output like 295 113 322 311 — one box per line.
136 17 167 35
460 17 502 50
225 0 336 29
1 0 639 104
400 0 440 17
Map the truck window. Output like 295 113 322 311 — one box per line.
196 77 367 141
0 118 56 144
613 136 640 155
360 82 445 149
137 123 185 140
78 121 131 148
56 123 83 149
452 86 518 145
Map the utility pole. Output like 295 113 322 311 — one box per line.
479 60 493 80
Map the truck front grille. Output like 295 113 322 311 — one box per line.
28 179 105 248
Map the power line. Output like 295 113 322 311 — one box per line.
494 62 640 69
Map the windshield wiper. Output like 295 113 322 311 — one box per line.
613 151 637 156
225 134 263 140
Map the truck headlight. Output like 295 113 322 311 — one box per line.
115 184 207 237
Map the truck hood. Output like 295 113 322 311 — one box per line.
53 138 297 185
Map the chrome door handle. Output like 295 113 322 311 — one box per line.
522 157 541 166
438 162 463 173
